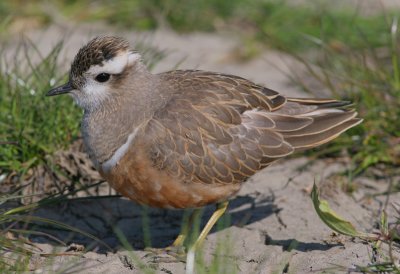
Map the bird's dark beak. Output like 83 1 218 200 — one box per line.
46 82 73 96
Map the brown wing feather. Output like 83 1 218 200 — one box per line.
144 70 361 185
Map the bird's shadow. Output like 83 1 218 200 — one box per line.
21 193 270 250
20 192 335 254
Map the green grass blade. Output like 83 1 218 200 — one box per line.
311 183 376 239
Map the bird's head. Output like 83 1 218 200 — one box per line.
47 36 142 110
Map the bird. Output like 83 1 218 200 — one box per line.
46 36 362 257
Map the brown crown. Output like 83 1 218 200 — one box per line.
70 36 130 78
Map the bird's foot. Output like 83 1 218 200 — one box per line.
143 245 186 263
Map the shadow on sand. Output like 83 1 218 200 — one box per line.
25 192 337 253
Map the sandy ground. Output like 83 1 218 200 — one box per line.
5 20 400 273
28 156 399 274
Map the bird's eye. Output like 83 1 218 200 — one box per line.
95 73 110 83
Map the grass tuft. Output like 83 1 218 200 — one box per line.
287 16 400 175
0 39 80 177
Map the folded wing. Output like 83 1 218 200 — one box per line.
144 71 361 185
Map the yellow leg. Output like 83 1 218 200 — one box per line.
171 209 201 247
186 201 229 271
171 234 186 247
145 202 229 264
191 201 229 249
145 209 201 261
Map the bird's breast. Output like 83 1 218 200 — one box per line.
99 142 241 209
81 110 138 170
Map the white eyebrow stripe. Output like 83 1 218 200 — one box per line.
87 51 141 75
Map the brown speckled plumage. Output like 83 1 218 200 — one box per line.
47 36 362 249
48 36 362 208
141 70 360 191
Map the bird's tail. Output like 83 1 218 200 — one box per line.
276 98 362 150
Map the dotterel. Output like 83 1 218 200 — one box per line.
47 36 362 255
